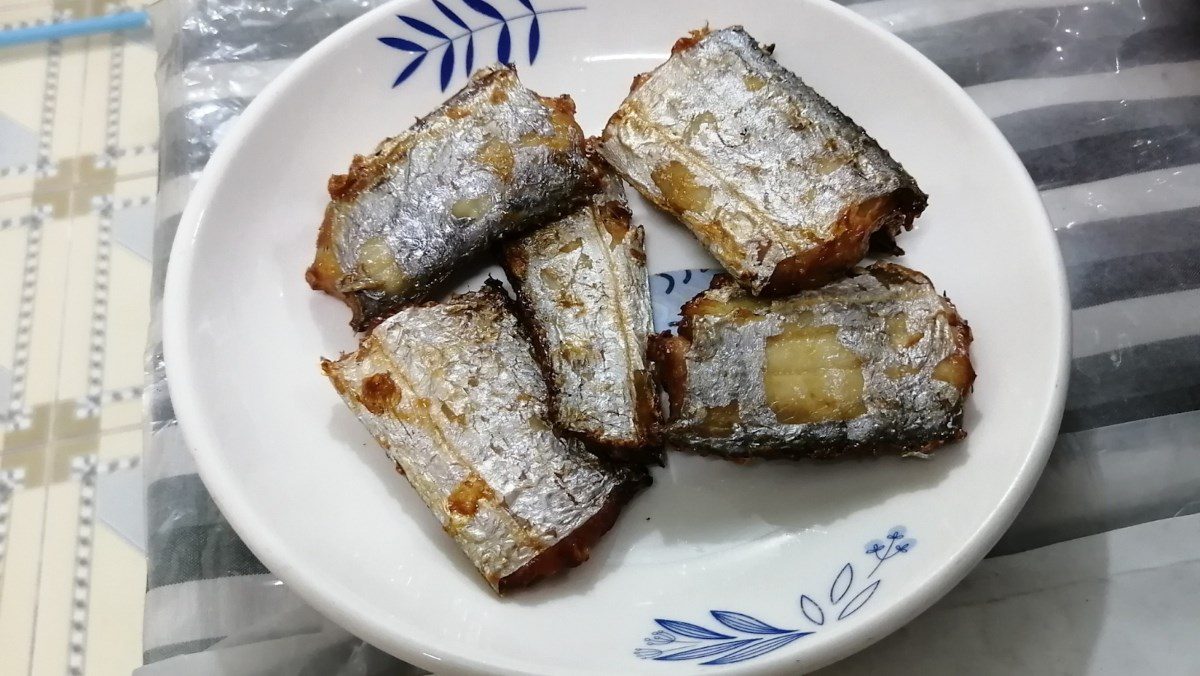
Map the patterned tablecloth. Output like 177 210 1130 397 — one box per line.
139 0 1200 672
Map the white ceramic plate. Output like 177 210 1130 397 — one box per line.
164 0 1069 673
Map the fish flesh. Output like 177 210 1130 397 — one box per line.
322 282 647 592
308 65 601 331
600 27 928 295
502 165 660 461
652 264 974 459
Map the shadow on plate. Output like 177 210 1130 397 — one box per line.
324 404 493 594
511 423 974 604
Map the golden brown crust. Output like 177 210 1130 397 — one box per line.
934 288 977 398
649 332 689 422
866 261 934 287
673 273 739 341
759 189 928 295
629 72 653 93
497 469 649 593
359 373 400 415
306 204 368 326
629 368 663 457
671 26 711 55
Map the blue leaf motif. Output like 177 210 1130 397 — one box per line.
654 619 734 640
800 595 825 626
517 0 534 9
392 52 428 87
702 633 810 665
439 42 456 90
398 15 448 39
710 611 791 635
528 15 540 62
464 34 475 75
830 563 853 604
462 0 504 20
632 526 919 665
379 36 425 52
498 22 512 63
432 0 468 29
837 580 881 620
656 640 757 662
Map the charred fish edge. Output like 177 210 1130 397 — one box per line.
322 281 648 593
651 263 974 459
308 65 602 331
601 26 928 296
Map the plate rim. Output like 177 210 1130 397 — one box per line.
162 0 1071 673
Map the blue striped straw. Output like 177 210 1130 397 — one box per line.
0 11 148 48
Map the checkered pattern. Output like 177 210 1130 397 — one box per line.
78 197 113 418
0 467 27 589
35 41 60 176
0 0 156 673
4 212 45 431
65 454 141 675
67 455 98 675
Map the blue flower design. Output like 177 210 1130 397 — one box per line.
636 526 916 666
377 0 586 90
645 630 676 645
868 528 916 578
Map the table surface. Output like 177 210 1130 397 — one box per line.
0 0 154 673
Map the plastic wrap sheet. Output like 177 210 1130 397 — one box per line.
140 0 1200 671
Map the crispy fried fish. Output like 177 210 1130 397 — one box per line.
601 27 927 295
652 264 973 459
502 166 660 460
322 282 647 593
308 66 601 330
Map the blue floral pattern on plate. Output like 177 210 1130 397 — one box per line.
377 0 585 90
635 527 917 665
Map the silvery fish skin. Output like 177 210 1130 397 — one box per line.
322 283 647 593
502 167 660 460
653 264 974 459
308 66 601 331
600 27 928 295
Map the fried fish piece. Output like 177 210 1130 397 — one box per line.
322 282 647 593
502 166 660 460
600 27 927 295
652 264 973 459
308 66 601 330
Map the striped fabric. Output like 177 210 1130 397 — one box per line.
141 0 1200 668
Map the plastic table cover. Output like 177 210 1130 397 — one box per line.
139 0 1200 672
